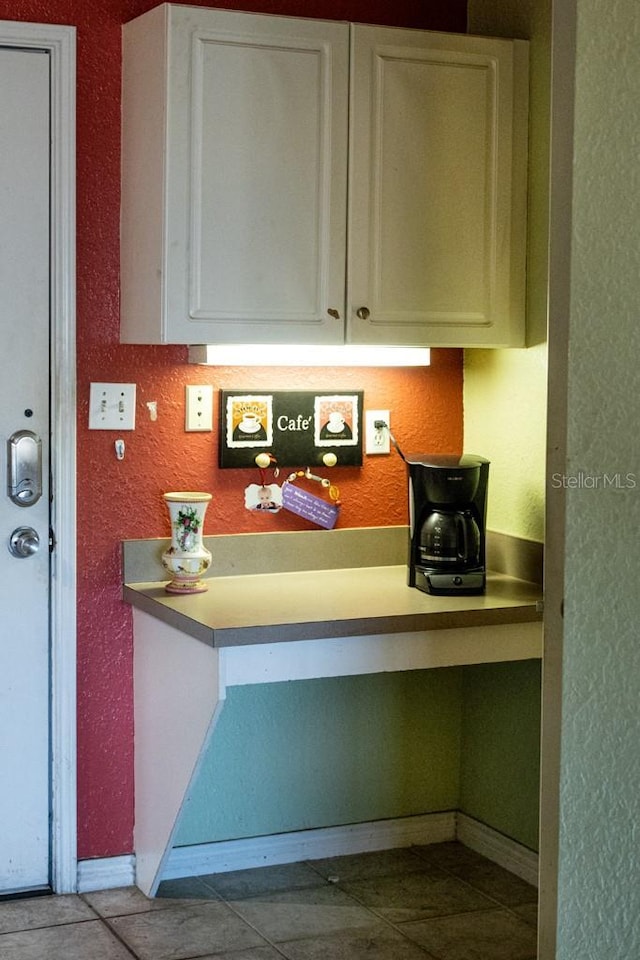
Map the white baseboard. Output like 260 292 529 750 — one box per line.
163 812 457 880
456 813 539 887
77 855 136 892
77 814 539 892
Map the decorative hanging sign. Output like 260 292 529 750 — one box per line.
281 484 339 529
219 390 363 468
281 469 341 530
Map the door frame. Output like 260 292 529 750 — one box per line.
0 20 77 894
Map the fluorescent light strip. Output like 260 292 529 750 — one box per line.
189 344 431 367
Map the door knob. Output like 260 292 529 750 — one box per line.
356 306 370 320
8 526 40 558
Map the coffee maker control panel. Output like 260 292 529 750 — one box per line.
414 568 485 596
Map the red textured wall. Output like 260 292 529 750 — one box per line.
0 0 465 860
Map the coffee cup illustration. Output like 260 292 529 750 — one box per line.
320 408 352 440
239 412 260 432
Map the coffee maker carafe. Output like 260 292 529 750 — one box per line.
407 455 489 596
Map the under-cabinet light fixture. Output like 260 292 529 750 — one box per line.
188 344 431 367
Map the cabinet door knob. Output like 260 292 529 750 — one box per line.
356 306 370 320
327 308 340 320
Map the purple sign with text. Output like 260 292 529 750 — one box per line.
281 483 339 530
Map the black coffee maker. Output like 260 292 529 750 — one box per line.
407 454 489 596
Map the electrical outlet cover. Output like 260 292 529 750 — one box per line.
185 384 214 431
365 409 390 454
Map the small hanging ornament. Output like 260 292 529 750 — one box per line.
244 453 282 513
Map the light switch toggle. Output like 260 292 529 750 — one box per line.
89 383 137 430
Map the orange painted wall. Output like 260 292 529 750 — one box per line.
0 0 465 859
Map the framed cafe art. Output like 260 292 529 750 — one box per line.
219 390 363 468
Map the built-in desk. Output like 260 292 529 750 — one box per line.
123 528 543 895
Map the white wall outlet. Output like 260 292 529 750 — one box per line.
185 384 213 432
89 383 136 430
365 409 390 455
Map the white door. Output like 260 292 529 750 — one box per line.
0 45 52 895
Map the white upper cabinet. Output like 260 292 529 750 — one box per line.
121 5 349 345
348 26 529 348
121 5 528 347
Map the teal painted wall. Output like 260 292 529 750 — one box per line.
459 660 541 851
175 663 540 851
176 670 463 845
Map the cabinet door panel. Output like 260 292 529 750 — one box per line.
377 57 488 317
191 37 337 328
348 26 527 347
122 7 348 345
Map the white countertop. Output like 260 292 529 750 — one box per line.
124 564 542 648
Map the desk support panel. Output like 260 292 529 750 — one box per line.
133 609 224 896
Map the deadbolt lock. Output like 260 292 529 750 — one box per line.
7 430 42 507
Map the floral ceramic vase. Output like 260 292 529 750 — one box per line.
161 492 212 594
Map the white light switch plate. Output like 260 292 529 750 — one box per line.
89 383 136 430
185 384 213 432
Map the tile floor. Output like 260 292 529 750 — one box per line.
0 842 538 960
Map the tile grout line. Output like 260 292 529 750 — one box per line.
306 874 497 956
93 892 287 960
213 895 304 960
0 915 142 960
300 846 538 948
197 863 437 959
409 846 539 910
208 860 444 959
95 915 145 960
